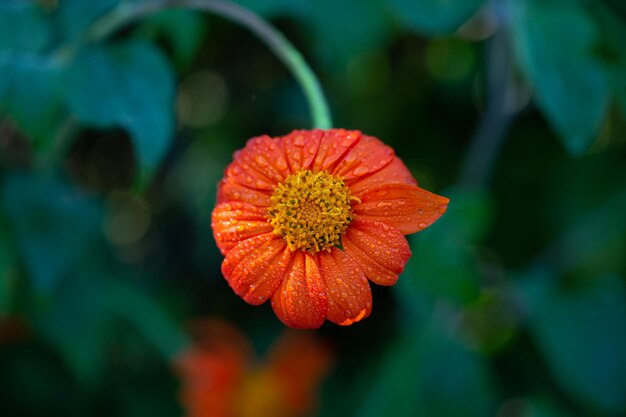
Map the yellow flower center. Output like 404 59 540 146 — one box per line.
267 170 357 253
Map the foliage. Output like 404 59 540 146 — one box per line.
1 0 625 416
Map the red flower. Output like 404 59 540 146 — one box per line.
176 320 332 417
212 129 449 328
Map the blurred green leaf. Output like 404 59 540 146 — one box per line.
458 290 518 354
588 2 626 120
356 333 422 417
0 221 18 315
140 9 206 70
525 400 574 417
412 324 495 417
54 0 119 41
308 0 391 68
0 174 102 293
66 40 175 184
0 2 63 147
386 0 486 36
0 2 51 53
526 186 626 280
35 275 110 384
241 0 391 69
105 279 188 359
35 273 187 385
236 0 310 17
511 0 610 154
358 321 495 417
0 58 64 146
396 187 492 309
528 275 626 414
618 88 626 122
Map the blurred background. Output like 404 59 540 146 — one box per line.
1 0 625 416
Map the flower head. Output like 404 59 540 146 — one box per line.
212 129 449 328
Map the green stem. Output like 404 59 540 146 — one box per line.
59 0 332 130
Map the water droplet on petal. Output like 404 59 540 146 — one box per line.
294 135 305 146
376 189 389 197
276 158 288 171
352 166 370 176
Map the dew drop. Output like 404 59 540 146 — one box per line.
352 166 370 176
276 158 288 171
294 135 305 146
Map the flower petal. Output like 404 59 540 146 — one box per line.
217 177 272 207
353 183 449 234
211 201 273 255
343 219 411 286
332 135 395 181
280 129 323 172
271 252 327 329
317 249 372 325
226 135 290 190
347 156 417 197
222 233 291 305
311 129 361 173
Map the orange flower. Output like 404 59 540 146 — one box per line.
176 320 250 417
211 129 449 328
176 320 332 417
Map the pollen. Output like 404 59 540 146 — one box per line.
267 170 358 253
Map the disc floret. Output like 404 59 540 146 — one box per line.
267 170 357 253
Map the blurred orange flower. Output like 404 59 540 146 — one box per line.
212 129 449 328
176 320 332 417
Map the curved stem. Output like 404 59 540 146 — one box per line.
59 0 332 130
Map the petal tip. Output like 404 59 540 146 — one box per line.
337 308 370 326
